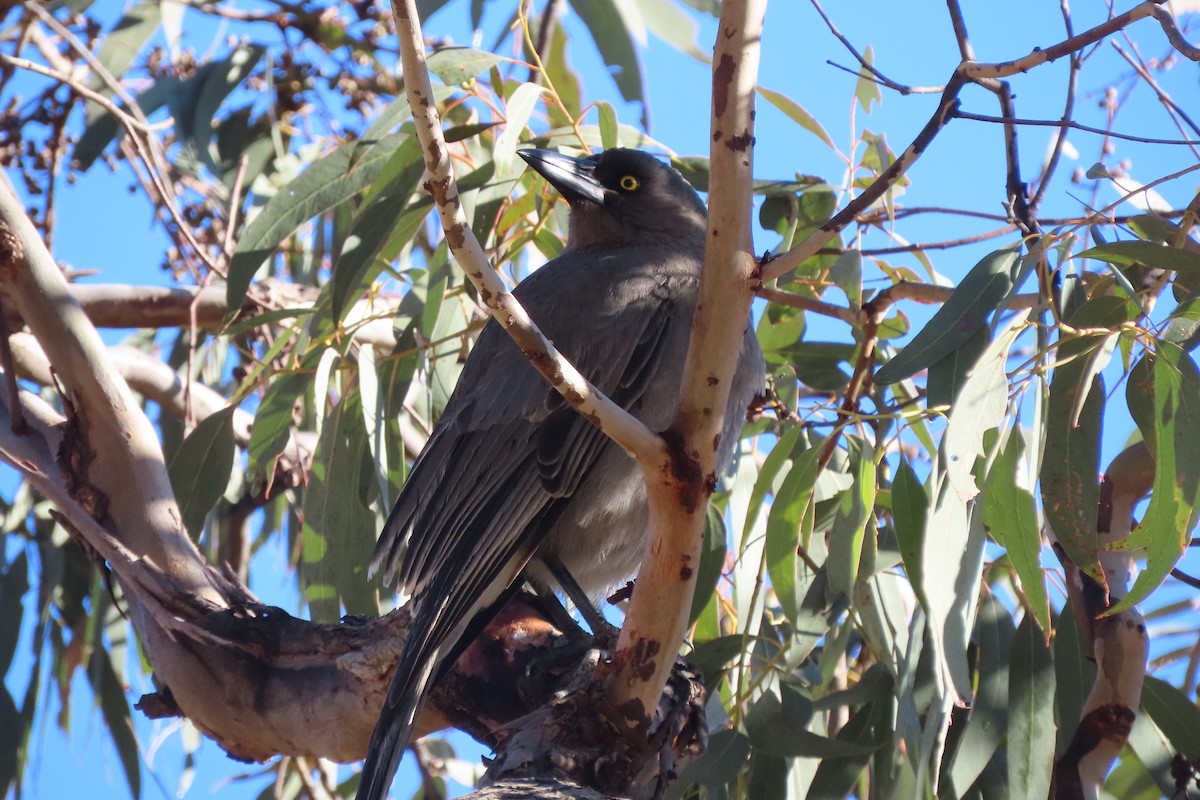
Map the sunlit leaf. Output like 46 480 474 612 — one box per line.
874 244 1022 385
982 427 1051 633
1110 344 1200 613
1080 240 1200 274
301 391 379 623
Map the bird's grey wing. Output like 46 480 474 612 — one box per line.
536 294 676 497
371 277 686 593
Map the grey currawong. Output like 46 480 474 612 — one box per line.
356 148 765 800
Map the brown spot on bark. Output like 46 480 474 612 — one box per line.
724 131 754 152
680 565 693 580
629 637 661 682
712 53 736 119
445 222 466 250
712 131 722 141
427 138 444 165
712 434 721 452
660 427 704 514
706 375 719 386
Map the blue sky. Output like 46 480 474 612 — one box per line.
8 1 1200 798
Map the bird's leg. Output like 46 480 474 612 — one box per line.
527 580 588 639
541 553 618 637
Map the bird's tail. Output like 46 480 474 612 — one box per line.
355 643 439 800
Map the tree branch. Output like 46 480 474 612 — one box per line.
607 0 766 721
389 0 663 465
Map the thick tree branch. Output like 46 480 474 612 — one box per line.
0 173 220 601
1052 442 1153 798
607 0 766 721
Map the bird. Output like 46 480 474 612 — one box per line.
356 147 765 800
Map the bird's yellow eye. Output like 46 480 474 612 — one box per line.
618 175 640 191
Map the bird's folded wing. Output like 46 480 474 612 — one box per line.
371 277 687 596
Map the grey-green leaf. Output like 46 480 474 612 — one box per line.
874 244 1022 385
1007 614 1056 800
168 407 237 540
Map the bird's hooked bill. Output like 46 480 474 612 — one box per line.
518 148 607 206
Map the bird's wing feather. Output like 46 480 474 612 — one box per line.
371 249 698 590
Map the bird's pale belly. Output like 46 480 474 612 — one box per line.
531 448 650 601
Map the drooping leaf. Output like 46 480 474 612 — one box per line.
1080 240 1200 274
665 729 750 799
890 455 927 592
1140 676 1200 761
566 0 647 121
167 407 238 540
173 44 265 175
227 132 411 310
982 427 1051 633
689 503 726 624
86 647 141 799
874 244 1022 385
300 391 379 623
765 444 821 625
330 139 426 319
806 704 884 798
1040 348 1105 582
1110 344 1200 613
945 594 1015 795
1007 614 1056 800
758 85 835 149
827 439 876 595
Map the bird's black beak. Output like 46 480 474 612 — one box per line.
518 149 606 206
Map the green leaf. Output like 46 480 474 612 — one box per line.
765 445 821 625
921 483 987 706
639 0 707 60
1079 240 1200 274
827 440 876 595
689 504 727 624
874 244 1022 385
1140 676 1200 761
168 407 237 540
426 47 504 84
746 750 788 800
925 324 989 408
758 85 835 149
1052 610 1092 751
1007 615 1056 800
597 101 619 151
0 553 27 676
1110 344 1200 613
330 139 426 319
1040 361 1104 581
74 74 181 171
248 365 312 477
0 686 19 797
665 729 750 798
87 647 141 799
942 323 1013 499
945 595 1014 795
566 0 647 119
227 132 410 311
173 44 265 175
854 46 882 113
301 391 379 623
890 455 927 592
806 704 883 799
982 427 1051 633
494 83 543 171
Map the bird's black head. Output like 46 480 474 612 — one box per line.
517 148 707 251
